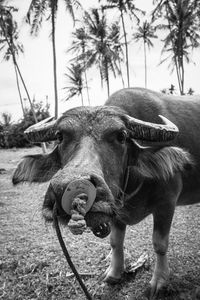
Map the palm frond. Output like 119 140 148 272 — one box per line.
64 62 85 101
0 6 24 61
63 0 81 23
27 0 50 36
132 20 157 49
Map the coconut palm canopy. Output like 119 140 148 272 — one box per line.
0 0 200 121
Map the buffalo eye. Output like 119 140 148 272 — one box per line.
55 131 63 143
116 130 127 144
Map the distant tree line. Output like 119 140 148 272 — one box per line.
0 101 50 148
1 0 200 119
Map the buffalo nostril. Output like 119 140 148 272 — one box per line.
91 222 111 238
90 176 97 188
77 193 88 201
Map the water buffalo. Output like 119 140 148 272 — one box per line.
13 87 199 298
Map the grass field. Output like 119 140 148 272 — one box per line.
0 147 200 300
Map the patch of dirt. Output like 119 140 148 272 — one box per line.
0 147 200 300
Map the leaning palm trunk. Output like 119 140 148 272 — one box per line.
105 63 110 97
175 46 185 95
119 60 125 87
165 6 182 95
106 78 110 97
14 63 25 117
120 9 130 87
51 5 59 119
180 56 184 95
175 54 184 95
0 20 46 153
0 17 32 119
174 56 182 94
82 47 90 105
80 90 84 106
14 62 47 153
14 61 48 153
84 69 90 105
0 18 37 122
144 41 147 88
14 61 37 122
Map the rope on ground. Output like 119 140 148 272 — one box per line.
52 203 93 300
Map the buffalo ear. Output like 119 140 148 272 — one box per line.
128 139 193 181
12 146 61 184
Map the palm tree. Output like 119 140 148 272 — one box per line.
133 20 157 88
161 84 176 94
0 12 25 117
27 0 81 118
101 0 144 87
187 87 194 95
153 0 200 95
81 8 123 97
0 3 37 121
1 112 12 127
169 84 175 94
68 27 90 105
64 63 85 105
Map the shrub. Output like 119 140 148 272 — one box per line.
0 101 50 148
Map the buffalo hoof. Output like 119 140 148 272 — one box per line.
104 275 122 285
145 275 169 299
103 265 123 285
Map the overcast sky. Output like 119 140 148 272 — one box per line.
0 0 200 122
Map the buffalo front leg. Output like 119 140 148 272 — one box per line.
149 201 177 299
149 175 182 298
104 220 126 284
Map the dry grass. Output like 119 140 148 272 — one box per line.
0 147 200 300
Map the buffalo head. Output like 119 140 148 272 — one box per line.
13 106 190 237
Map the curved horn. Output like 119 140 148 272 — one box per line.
126 114 179 142
24 117 57 143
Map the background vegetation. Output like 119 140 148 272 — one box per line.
0 101 50 148
0 0 200 148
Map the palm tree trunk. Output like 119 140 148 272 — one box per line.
0 17 37 121
14 62 26 117
84 69 90 105
165 5 182 94
106 78 110 97
119 60 125 88
144 41 147 88
178 18 184 95
14 62 38 122
9 49 37 121
105 62 110 97
51 4 59 118
0 17 46 153
99 61 104 89
174 57 182 94
169 31 182 94
15 61 47 153
120 9 130 87
81 43 90 105
180 56 184 95
80 90 84 106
